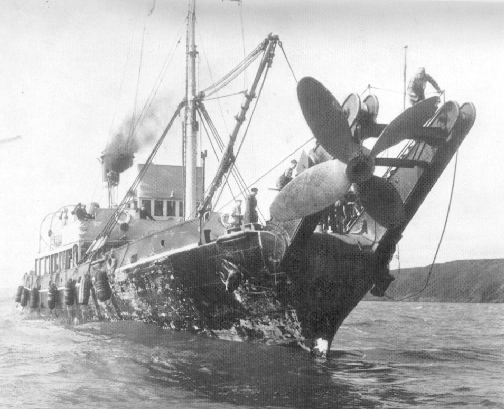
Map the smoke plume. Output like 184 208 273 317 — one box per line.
102 105 163 174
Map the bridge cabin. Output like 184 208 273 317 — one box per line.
30 164 204 287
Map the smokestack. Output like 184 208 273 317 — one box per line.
100 152 132 184
102 107 162 177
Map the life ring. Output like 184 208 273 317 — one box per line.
220 213 231 228
78 275 92 305
15 285 23 303
48 283 58 310
20 288 30 307
29 288 40 309
95 270 112 302
115 211 131 225
64 279 75 306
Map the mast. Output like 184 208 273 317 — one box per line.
198 34 279 216
403 45 408 110
184 0 198 219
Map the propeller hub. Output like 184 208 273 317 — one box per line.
346 151 375 183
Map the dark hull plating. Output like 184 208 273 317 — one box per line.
23 232 373 354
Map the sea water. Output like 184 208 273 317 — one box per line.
0 291 502 408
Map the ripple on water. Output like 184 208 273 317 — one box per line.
1 298 503 408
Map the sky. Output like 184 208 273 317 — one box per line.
1 0 503 288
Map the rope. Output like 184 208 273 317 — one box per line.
129 26 146 140
228 58 273 223
203 90 247 101
197 108 238 200
369 85 403 95
238 0 247 89
197 103 247 200
385 149 459 301
360 84 371 96
200 41 265 98
198 32 231 134
216 137 314 212
201 61 270 222
108 29 135 137
278 41 297 83
234 61 269 159
198 101 253 204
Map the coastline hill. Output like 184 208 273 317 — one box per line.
368 259 504 303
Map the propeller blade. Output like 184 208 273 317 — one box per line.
297 77 357 163
370 96 439 157
357 176 405 229
270 159 350 222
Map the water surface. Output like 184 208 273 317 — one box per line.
1 293 502 408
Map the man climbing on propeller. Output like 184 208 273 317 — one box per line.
407 67 443 105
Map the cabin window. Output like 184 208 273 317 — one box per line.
154 200 164 217
166 200 175 217
72 245 78 267
141 199 152 215
51 254 58 273
65 249 72 269
44 256 50 275
177 201 184 217
35 259 39 275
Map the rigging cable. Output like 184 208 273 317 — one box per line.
197 37 276 209
234 55 270 159
216 136 315 212
228 55 273 223
132 20 185 133
385 148 460 302
278 41 298 83
198 32 231 135
197 102 248 200
230 45 275 194
129 26 147 140
108 29 136 137
203 90 247 101
197 107 238 201
198 29 248 204
199 104 249 207
238 0 248 89
200 41 265 97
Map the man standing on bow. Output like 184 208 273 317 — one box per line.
244 188 259 224
230 199 243 229
407 67 442 105
276 159 298 190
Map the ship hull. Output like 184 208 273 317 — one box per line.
21 231 374 356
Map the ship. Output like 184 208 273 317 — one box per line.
14 1 476 357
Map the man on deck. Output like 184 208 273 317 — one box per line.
244 188 259 224
407 67 442 105
230 199 243 229
139 205 155 221
276 159 297 190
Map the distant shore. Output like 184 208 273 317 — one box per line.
4 259 503 304
366 259 504 303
